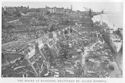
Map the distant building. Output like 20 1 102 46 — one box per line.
54 7 64 14
16 6 29 13
45 6 68 14
39 8 48 15
3 6 29 14
64 8 72 14
3 7 16 14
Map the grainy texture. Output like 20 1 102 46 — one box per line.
2 3 122 77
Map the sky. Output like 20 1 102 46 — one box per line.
2 2 123 27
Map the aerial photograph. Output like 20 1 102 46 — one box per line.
2 2 123 77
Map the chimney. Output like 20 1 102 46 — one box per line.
70 5 72 10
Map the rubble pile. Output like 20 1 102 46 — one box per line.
2 6 122 77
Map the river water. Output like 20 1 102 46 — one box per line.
92 11 123 30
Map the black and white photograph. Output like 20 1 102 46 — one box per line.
1 0 123 79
